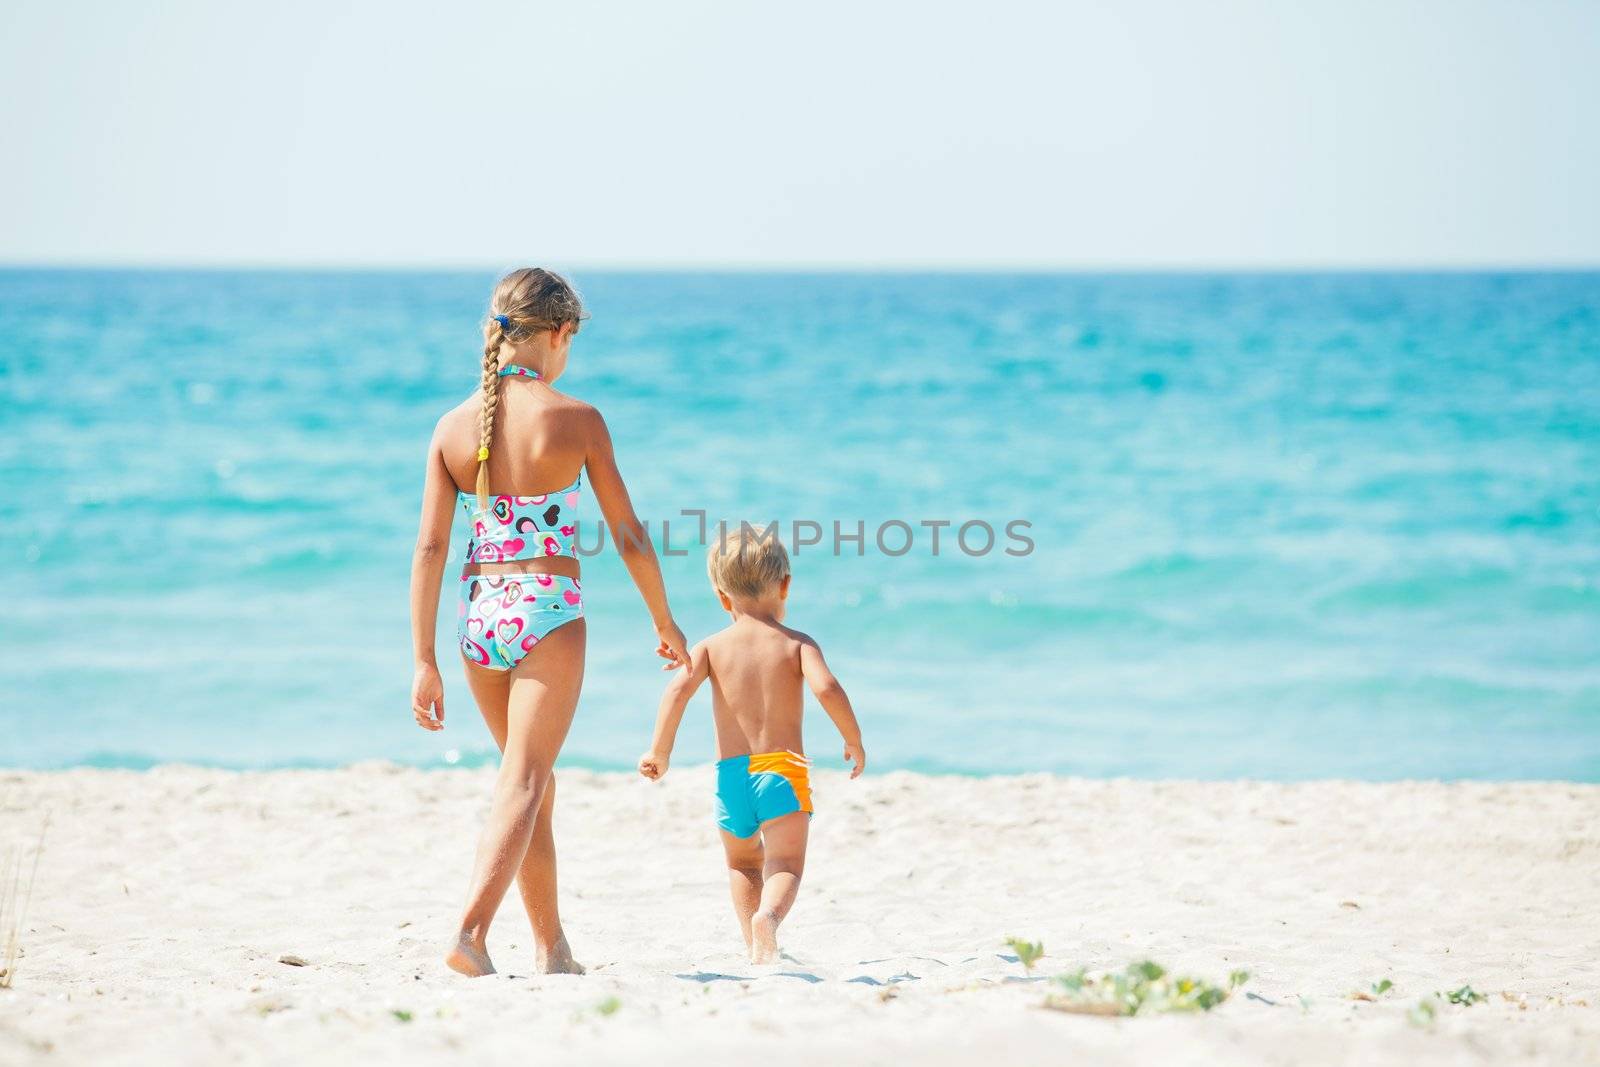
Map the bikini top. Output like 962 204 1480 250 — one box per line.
458 365 584 564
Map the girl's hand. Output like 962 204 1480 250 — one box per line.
412 663 445 731
655 620 691 671
638 751 670 780
844 742 866 779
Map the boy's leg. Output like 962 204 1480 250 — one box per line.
750 811 808 964
719 829 765 950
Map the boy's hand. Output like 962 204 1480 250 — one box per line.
844 742 866 779
638 751 670 780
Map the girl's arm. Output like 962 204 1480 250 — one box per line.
584 408 691 670
637 642 710 779
800 639 866 778
409 423 456 731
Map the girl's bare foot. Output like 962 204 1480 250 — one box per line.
445 933 495 977
750 910 779 964
535 933 586 975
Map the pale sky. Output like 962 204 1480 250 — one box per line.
2 0 1597 268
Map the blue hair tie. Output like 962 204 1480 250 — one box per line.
493 314 510 328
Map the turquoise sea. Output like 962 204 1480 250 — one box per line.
1 270 1597 779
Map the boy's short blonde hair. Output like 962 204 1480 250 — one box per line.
707 522 791 599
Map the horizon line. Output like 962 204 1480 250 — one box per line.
3 258 1600 276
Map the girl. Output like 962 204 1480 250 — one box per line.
409 267 690 976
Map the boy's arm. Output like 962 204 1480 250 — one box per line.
638 641 711 780
799 639 866 778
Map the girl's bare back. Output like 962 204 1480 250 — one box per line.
438 383 594 501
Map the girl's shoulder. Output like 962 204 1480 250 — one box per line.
552 394 615 449
545 388 600 418
432 394 480 436
540 392 606 446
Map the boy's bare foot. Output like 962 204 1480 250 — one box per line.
535 934 586 975
750 910 779 964
445 934 495 977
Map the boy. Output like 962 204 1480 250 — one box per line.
638 524 865 963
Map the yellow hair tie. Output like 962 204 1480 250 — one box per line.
477 446 490 462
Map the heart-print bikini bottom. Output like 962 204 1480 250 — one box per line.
457 573 584 671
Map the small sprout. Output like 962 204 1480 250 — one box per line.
1130 960 1165 982
1351 977 1394 1001
1228 970 1250 989
1004 937 1045 974
391 1009 413 1023
1408 996 1438 1027
1445 985 1484 1006
595 996 622 1017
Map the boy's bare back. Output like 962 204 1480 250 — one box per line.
702 617 815 759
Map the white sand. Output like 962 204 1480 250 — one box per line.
1 765 1596 1065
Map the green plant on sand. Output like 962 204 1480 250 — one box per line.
1042 960 1249 1016
1408 984 1487 1028
1351 977 1395 1001
1 814 49 990
1004 937 1045 974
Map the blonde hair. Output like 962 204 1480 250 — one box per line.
476 267 587 508
707 522 791 600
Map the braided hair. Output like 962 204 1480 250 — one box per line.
475 268 586 509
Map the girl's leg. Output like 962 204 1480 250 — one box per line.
749 811 808 964
719 829 765 951
447 663 510 976
460 647 585 974
448 619 586 976
517 773 583 973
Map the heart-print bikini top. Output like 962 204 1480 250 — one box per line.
458 365 583 564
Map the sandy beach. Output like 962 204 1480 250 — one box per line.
2 765 1596 1065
